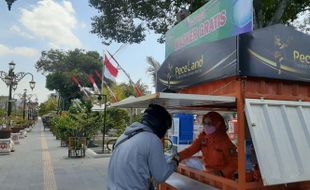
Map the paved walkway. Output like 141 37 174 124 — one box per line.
0 118 110 190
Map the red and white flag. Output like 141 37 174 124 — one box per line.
104 55 118 81
107 51 144 97
94 69 118 102
71 75 89 97
87 75 100 94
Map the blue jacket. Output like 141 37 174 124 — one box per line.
107 122 177 190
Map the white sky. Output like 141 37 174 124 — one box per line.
0 0 165 103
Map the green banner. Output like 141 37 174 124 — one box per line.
165 0 253 57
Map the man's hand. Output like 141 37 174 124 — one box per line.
172 153 180 166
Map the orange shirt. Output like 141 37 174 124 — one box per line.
179 131 238 179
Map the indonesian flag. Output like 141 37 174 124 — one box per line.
134 85 143 97
104 55 118 81
94 70 103 81
87 75 100 94
71 75 89 97
94 69 118 102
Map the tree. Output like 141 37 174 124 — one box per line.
38 97 58 116
89 0 310 44
103 81 148 102
146 56 161 88
36 49 103 110
105 107 130 135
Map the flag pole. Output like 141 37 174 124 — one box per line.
101 50 108 153
107 51 143 96
94 69 117 102
107 51 134 85
101 51 105 95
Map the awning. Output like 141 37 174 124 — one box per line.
109 92 236 111
245 99 310 186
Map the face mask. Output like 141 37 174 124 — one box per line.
204 125 216 135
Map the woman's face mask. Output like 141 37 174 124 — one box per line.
204 124 216 134
203 118 218 135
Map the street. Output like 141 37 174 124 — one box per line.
0 119 110 190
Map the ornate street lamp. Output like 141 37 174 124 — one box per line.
4 0 17 11
0 61 36 118
29 80 36 90
13 91 38 120
12 82 18 91
9 61 15 70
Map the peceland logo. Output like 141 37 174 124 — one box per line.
175 55 204 76
293 50 310 65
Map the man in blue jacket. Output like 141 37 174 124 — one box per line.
107 104 178 190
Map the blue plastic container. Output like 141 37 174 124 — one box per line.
173 114 194 144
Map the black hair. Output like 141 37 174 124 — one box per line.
141 104 172 139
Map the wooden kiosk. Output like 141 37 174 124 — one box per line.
110 23 310 190
158 23 310 189
110 77 310 190
165 76 310 190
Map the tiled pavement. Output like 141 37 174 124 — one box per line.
0 118 110 190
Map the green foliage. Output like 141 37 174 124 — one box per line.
52 113 80 142
36 49 103 110
0 109 6 125
12 118 29 128
102 81 148 103
254 0 309 28
105 107 130 135
0 119 4 126
51 100 103 143
70 112 101 139
38 97 58 116
146 56 161 88
0 109 6 118
89 0 309 44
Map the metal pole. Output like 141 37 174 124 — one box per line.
102 95 107 153
7 69 13 117
57 93 61 114
7 81 13 117
27 102 30 120
22 91 26 119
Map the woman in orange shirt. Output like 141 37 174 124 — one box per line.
178 112 238 179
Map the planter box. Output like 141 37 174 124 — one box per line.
61 140 67 147
68 137 86 158
11 127 23 133
0 139 11 154
0 129 11 139
25 128 32 132
11 133 20 144
18 130 26 139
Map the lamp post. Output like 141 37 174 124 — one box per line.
26 97 38 121
22 89 27 120
95 93 107 153
26 93 38 120
4 0 17 11
0 61 36 119
13 90 38 120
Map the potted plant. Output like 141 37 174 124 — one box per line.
0 118 11 139
11 118 27 133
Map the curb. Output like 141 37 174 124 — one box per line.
86 148 112 158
